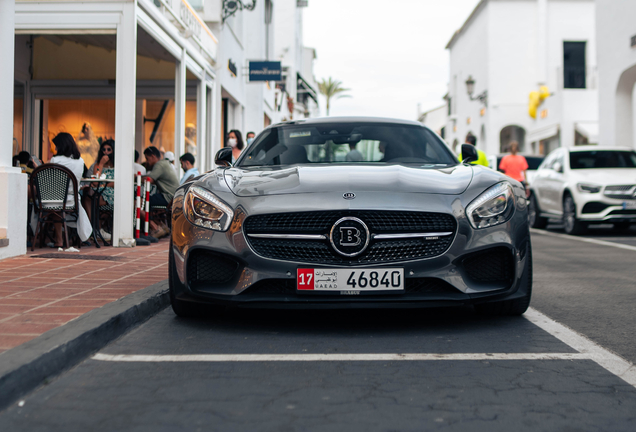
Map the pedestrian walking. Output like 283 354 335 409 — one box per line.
227 130 244 163
458 133 489 166
246 131 256 146
499 141 528 184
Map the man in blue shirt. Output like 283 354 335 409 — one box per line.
179 152 200 185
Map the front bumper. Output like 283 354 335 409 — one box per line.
575 193 636 222
170 187 530 309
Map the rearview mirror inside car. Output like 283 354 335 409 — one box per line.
215 148 233 167
461 144 478 164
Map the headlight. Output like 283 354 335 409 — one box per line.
184 186 234 231
466 182 515 229
577 183 601 193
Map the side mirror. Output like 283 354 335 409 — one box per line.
215 148 233 167
461 144 478 164
553 161 563 173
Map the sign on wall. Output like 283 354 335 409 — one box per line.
248 61 282 82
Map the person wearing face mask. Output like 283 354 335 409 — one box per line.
246 131 256 146
227 130 244 163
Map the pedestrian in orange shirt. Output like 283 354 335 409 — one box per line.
499 141 528 184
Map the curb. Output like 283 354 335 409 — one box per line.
0 280 170 411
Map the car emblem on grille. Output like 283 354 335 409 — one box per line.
330 217 370 257
343 192 356 200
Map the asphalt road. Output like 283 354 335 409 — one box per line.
1 225 636 431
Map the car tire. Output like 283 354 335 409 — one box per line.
562 194 587 235
475 241 533 316
528 193 548 229
169 239 201 318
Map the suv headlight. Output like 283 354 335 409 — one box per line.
466 182 515 229
184 186 234 231
577 183 601 193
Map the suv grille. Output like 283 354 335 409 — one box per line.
604 185 636 200
244 211 457 264
461 247 514 285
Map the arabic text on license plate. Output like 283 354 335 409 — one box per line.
297 268 404 291
623 201 636 210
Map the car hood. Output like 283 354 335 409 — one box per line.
569 168 636 185
223 164 474 197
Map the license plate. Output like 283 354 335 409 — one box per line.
623 201 636 210
297 268 404 292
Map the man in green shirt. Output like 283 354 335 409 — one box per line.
143 146 180 237
458 133 489 167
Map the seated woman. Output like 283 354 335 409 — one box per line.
48 133 92 247
82 140 115 221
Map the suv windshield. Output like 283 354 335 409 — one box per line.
237 122 456 167
570 150 636 169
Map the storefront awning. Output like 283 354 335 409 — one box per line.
575 122 599 143
527 124 559 143
297 73 318 104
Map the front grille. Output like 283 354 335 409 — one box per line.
244 211 456 234
244 211 457 264
461 247 514 285
243 278 459 296
604 185 636 200
187 250 240 286
582 202 609 214
608 209 636 216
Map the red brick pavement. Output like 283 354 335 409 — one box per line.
0 239 169 354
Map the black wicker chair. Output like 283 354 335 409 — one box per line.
30 163 81 251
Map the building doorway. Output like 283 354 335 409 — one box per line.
500 125 526 153
615 63 636 149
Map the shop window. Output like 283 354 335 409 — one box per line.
564 42 586 89
13 82 24 157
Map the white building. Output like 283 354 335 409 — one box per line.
596 0 636 149
6 0 218 258
273 0 319 122
199 0 277 151
417 104 448 141
445 0 597 157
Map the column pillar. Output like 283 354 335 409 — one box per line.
196 79 207 172
174 50 187 163
0 0 27 259
113 1 137 247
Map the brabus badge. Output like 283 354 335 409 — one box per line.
343 192 356 200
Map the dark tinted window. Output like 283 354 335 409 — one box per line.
238 123 456 167
526 156 545 170
564 41 586 89
570 151 636 169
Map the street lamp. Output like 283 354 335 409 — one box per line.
465 75 488 107
222 0 257 23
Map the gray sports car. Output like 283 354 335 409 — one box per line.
169 117 532 316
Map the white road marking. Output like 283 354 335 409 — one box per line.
92 352 589 362
525 308 636 388
530 228 636 252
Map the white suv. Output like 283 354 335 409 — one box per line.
528 146 636 234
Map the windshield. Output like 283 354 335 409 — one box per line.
237 122 457 167
569 150 636 169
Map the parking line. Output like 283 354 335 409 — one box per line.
530 228 636 252
92 352 588 362
525 308 636 388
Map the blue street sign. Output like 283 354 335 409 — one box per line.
249 61 282 82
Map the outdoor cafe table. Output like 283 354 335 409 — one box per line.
81 178 113 247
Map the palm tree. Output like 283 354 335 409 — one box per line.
317 77 350 116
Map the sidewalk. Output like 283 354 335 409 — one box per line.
0 239 170 354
